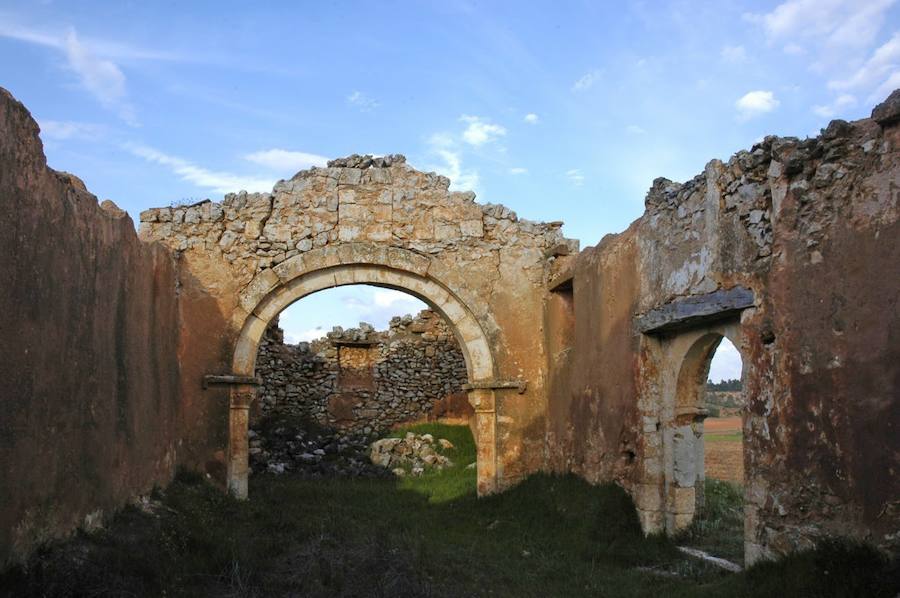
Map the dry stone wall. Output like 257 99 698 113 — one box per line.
255 310 469 435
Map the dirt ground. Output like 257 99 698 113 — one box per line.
704 417 743 483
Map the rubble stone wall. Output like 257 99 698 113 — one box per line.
255 310 470 435
546 93 900 563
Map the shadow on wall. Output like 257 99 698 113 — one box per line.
0 86 232 567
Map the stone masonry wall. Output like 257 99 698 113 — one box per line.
255 310 470 436
546 91 900 563
140 151 578 490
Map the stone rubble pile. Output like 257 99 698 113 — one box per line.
248 420 392 479
326 153 406 169
369 432 455 477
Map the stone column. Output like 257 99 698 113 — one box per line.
668 406 708 532
227 385 256 499
468 388 498 496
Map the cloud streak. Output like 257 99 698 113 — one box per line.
63 29 137 125
244 149 329 173
347 90 379 111
127 144 275 194
37 119 104 140
565 168 584 186
0 21 147 124
572 69 601 92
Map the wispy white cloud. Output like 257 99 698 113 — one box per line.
812 94 857 118
0 21 184 61
746 0 896 50
626 124 646 135
244 149 329 173
340 288 427 328
720 45 747 63
0 20 190 124
37 119 104 140
829 32 900 101
372 289 420 309
523 112 540 124
572 69 601 92
565 168 584 186
459 115 507 146
430 148 479 192
127 143 275 194
62 29 137 125
347 90 378 111
509 167 528 175
287 327 326 343
745 1 899 112
735 90 780 120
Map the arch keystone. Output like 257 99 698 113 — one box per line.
239 268 280 314
387 246 429 276
273 254 306 282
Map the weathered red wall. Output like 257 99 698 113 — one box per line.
0 88 185 566
546 93 900 560
544 224 641 485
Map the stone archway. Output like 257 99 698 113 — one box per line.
648 323 743 534
225 244 499 499
140 155 575 503
668 328 743 531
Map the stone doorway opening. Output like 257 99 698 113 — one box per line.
248 284 475 480
671 331 746 564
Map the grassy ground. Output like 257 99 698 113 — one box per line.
678 479 746 564
1 424 896 597
385 422 478 503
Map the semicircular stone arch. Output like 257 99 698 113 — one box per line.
649 322 745 541
139 156 577 504
232 244 496 382
224 244 502 499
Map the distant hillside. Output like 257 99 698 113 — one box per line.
705 388 744 417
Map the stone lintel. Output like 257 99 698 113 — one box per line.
463 379 527 394
547 261 575 292
636 286 754 334
202 374 263 389
548 272 574 293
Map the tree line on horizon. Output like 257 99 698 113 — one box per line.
706 378 741 391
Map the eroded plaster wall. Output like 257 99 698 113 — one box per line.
546 92 900 562
0 88 189 566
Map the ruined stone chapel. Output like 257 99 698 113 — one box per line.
1 85 898 568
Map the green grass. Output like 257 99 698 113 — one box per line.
1 425 896 597
386 422 477 503
678 479 746 564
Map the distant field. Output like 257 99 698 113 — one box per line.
705 417 743 482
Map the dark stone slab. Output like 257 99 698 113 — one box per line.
636 286 755 334
872 89 900 126
202 374 263 388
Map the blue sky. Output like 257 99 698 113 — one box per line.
2 0 898 380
